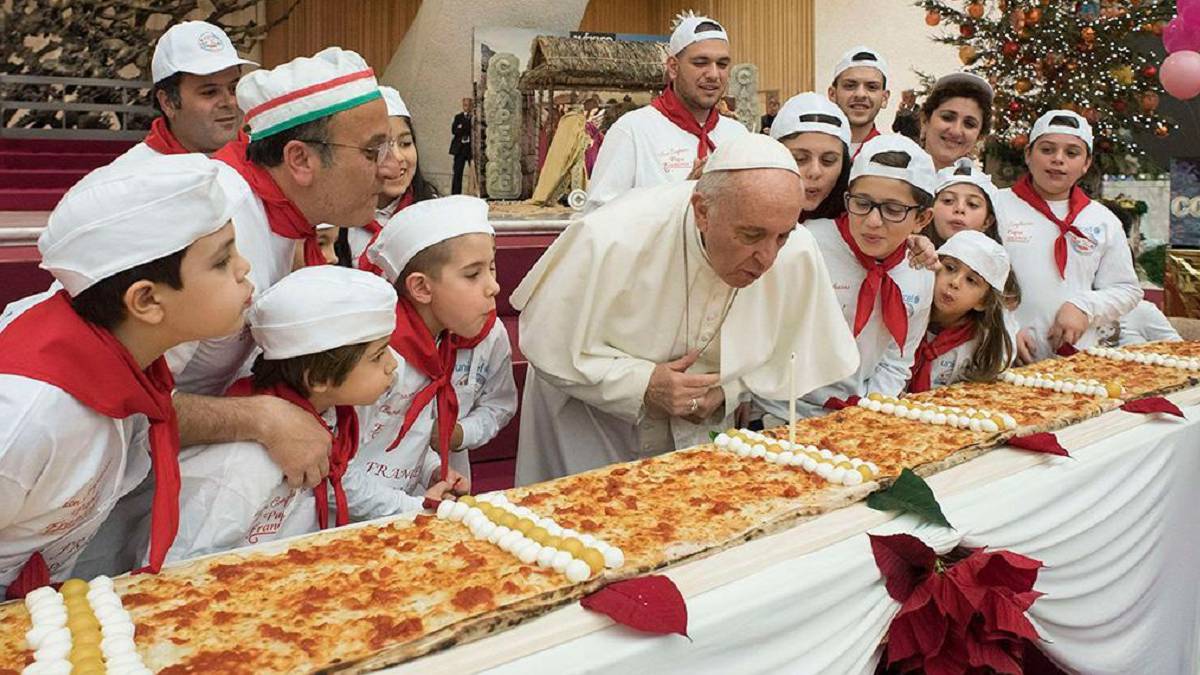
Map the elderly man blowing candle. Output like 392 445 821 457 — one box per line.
512 134 860 485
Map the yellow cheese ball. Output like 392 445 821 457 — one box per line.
724 427 739 437
477 503 497 520
72 629 102 647
514 518 536 535
867 392 884 402
71 659 106 675
527 527 549 544
857 465 875 482
59 578 89 599
67 613 100 634
1106 381 1123 398
836 461 854 471
580 548 606 575
496 512 519 529
70 644 104 664
560 538 585 557
543 535 564 551
457 494 477 507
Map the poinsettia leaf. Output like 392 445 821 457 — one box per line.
1121 396 1185 419
887 585 946 664
1012 590 1045 612
966 633 1023 674
580 575 688 637
922 625 971 675
708 430 719 442
982 590 1041 642
976 550 1044 595
1008 432 1070 457
929 569 976 625
867 468 953 529
869 533 937 602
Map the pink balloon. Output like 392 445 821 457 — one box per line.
1180 0 1199 15
1182 4 1200 29
1161 50 1200 100
1163 17 1196 53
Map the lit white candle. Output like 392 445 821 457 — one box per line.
788 352 796 447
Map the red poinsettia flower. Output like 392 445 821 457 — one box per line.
869 534 1056 675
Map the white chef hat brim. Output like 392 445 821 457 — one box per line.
1030 109 1093 152
237 47 381 141
849 134 938 199
39 155 248 297
249 266 398 360
935 158 1000 212
770 92 852 147
378 86 410 118
669 15 729 56
832 46 889 85
366 195 494 285
936 230 1011 292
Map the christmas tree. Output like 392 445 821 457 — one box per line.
914 0 1176 181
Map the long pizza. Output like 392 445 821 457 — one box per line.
1 340 1196 674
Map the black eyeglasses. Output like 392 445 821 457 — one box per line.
298 138 394 165
844 193 922 223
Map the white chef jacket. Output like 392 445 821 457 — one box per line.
759 217 934 420
584 105 748 212
447 320 518 477
1118 300 1182 346
996 189 1142 362
0 376 150 595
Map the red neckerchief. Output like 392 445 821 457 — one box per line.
214 137 328 268
835 213 911 353
143 117 190 155
650 84 719 160
850 126 882 160
1011 173 1092 279
908 321 976 392
823 395 861 410
225 378 358 529
357 189 415 276
0 291 180 586
386 297 496 480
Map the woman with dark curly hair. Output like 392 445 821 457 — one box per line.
919 73 994 170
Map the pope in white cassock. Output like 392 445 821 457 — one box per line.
512 134 860 485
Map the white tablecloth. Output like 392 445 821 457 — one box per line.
397 390 1200 674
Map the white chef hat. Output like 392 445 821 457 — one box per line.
850 134 938 198
151 21 258 84
237 47 381 141
702 133 802 177
1030 109 1093 152
935 158 999 211
832 46 889 85
379 86 410 118
39 154 249 297
249 265 397 360
936 230 1010 292
930 72 994 106
366 195 494 284
770 92 852 146
669 13 729 57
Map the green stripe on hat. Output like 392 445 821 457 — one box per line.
250 90 383 141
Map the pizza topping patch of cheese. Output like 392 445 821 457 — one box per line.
1087 346 1200 372
856 394 1018 433
714 428 880 486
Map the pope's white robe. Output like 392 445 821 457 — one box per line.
511 180 859 485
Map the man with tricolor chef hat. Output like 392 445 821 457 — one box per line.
583 13 748 212
115 21 257 164
512 134 859 485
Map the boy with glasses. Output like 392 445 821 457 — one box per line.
760 135 936 420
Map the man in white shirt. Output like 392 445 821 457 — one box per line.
827 46 890 159
513 134 859 485
584 14 748 211
115 21 256 164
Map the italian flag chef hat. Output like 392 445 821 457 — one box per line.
236 47 381 142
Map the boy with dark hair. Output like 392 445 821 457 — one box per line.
828 46 891 159
344 196 508 518
163 266 424 562
0 155 253 598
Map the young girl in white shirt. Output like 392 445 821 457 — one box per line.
908 231 1015 391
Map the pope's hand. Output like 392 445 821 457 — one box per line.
682 386 724 424
256 396 332 489
644 351 721 419
906 234 942 270
1048 302 1089 350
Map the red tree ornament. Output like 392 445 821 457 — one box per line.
926 9 942 26
967 2 985 19
1142 64 1159 79
1003 40 1021 58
